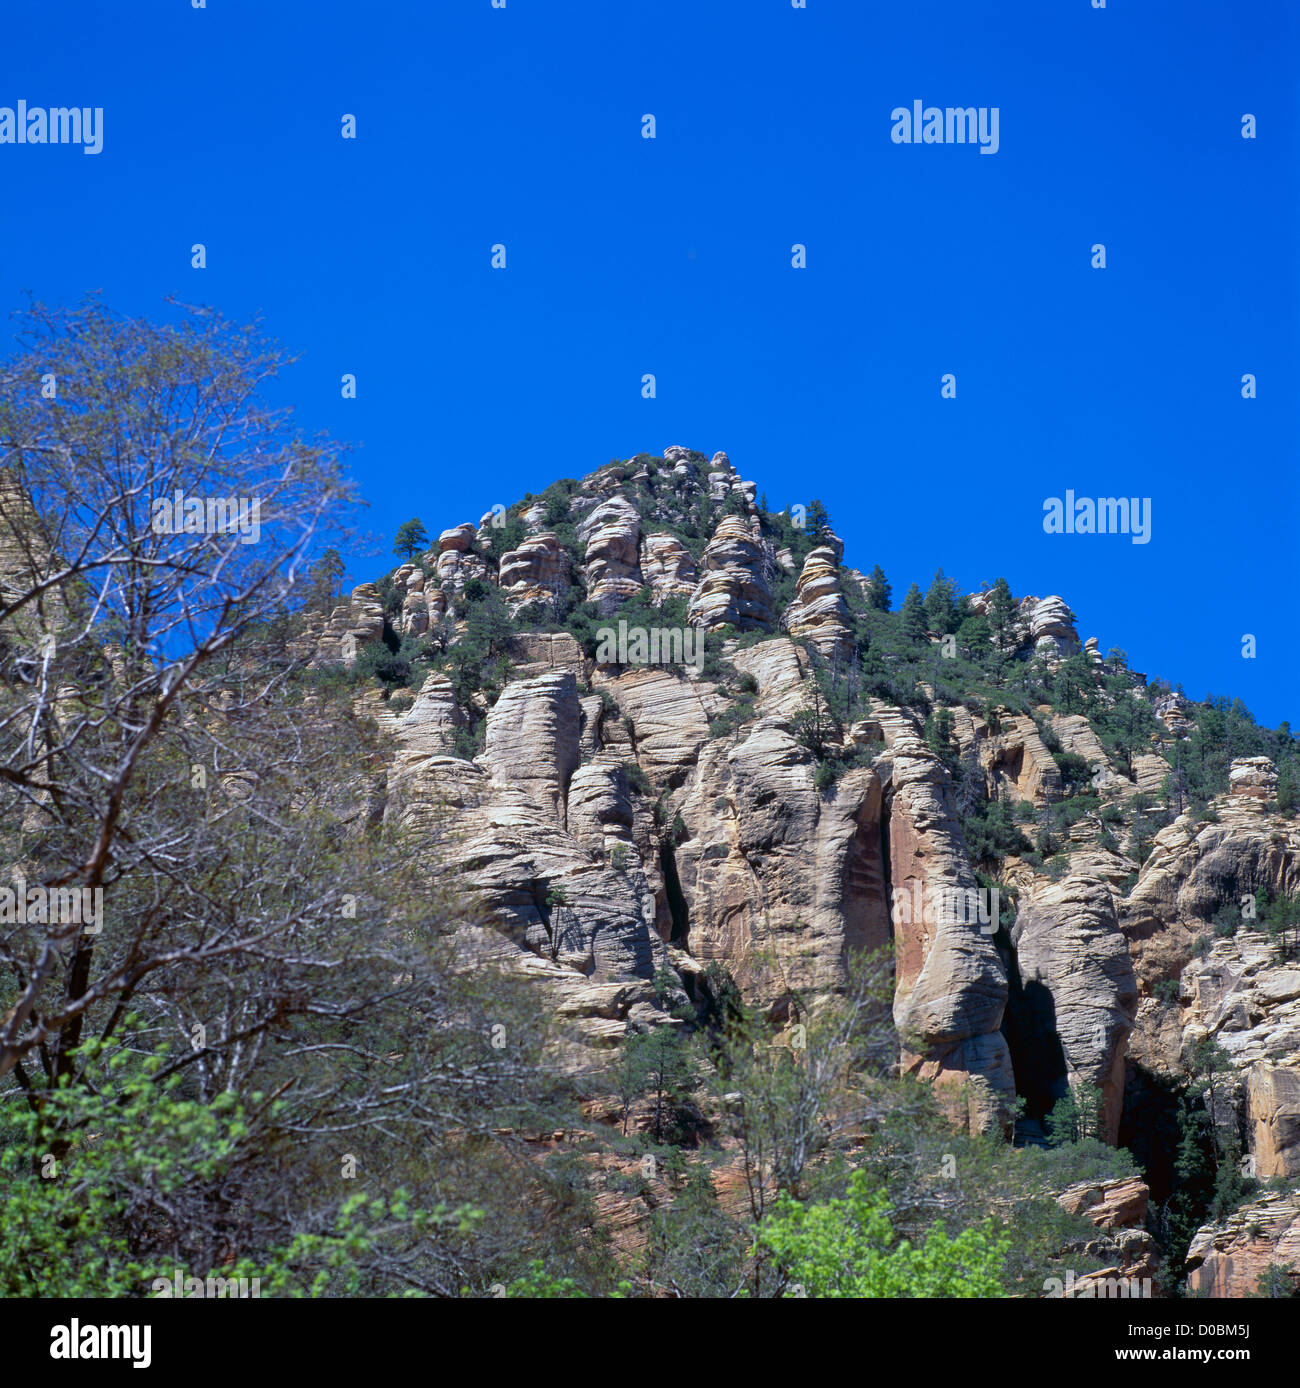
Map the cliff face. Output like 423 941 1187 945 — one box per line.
318 447 1300 1231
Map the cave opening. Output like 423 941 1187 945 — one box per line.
1000 936 1069 1144
660 840 691 945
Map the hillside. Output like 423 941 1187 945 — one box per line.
299 443 1300 1295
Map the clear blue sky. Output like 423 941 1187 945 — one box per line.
1 0 1295 726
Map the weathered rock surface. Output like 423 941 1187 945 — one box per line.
781 545 853 662
1025 595 1081 658
578 496 643 605
687 515 774 633
1186 1192 1300 1297
640 532 698 604
310 582 385 667
483 671 581 824
673 717 889 1006
880 731 1015 1129
498 532 571 610
1011 876 1139 1142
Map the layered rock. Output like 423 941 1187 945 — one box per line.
577 496 643 606
686 515 774 633
983 714 1062 806
311 582 386 667
881 732 1015 1130
1025 595 1081 658
1230 756 1279 801
498 532 572 610
781 546 853 663
482 671 581 824
730 637 809 720
1185 1193 1300 1297
640 533 698 604
592 667 711 789
1009 876 1139 1143
673 718 890 1007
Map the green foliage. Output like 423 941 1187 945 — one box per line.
900 582 927 644
864 564 891 612
613 1028 694 1143
962 796 1033 864
392 517 429 562
753 1168 1010 1298
923 569 960 636
1045 1085 1104 1147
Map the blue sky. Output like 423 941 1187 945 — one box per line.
1 0 1295 726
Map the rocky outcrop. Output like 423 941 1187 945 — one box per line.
1186 1192 1300 1297
1051 713 1131 793
1124 806 1300 975
1230 756 1279 801
482 671 581 824
983 714 1062 806
640 533 698 604
1025 595 1081 658
578 496 643 606
1058 1175 1149 1229
498 533 571 610
506 631 586 681
673 718 889 1006
1154 692 1196 737
435 544 488 597
881 732 1015 1130
730 637 808 720
781 546 853 662
1010 876 1139 1143
593 667 711 789
1247 1064 1300 1179
311 582 385 667
687 515 774 633
395 674 466 756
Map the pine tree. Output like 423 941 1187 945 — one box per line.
392 517 429 562
865 564 892 612
901 583 927 644
924 568 958 635
806 498 832 537
985 577 1017 651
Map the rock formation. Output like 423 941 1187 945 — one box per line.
687 515 774 632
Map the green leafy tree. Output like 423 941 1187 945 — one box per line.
985 578 1018 652
1046 1084 1104 1146
753 1168 1010 1298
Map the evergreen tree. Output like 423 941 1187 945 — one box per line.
901 583 928 644
924 568 959 635
392 517 429 562
305 546 346 612
985 577 1018 651
865 564 892 612
805 498 832 537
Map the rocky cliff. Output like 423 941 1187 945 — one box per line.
315 446 1300 1292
